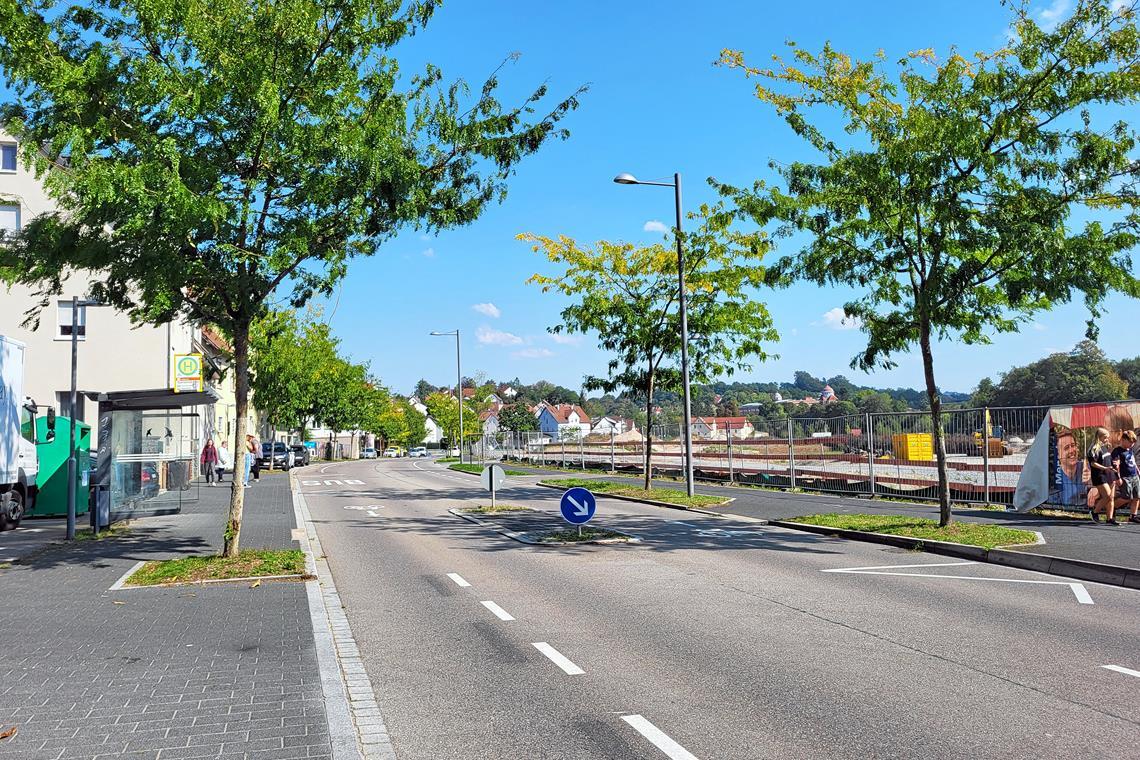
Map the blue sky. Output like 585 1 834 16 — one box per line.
329 0 1135 396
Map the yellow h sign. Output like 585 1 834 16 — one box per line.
173 353 203 393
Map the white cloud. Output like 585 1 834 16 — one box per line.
419 233 431 241
422 247 435 258
549 333 582 345
472 302 501 319
819 307 862 330
1032 321 1047 332
513 348 554 359
1038 0 1072 30
643 220 669 234
476 326 523 346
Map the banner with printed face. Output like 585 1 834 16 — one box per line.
1014 401 1140 512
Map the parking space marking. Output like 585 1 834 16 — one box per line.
481 600 515 621
532 642 584 675
447 573 471 588
621 714 700 760
1103 665 1140 679
823 561 1094 604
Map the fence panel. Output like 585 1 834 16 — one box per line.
786 414 871 497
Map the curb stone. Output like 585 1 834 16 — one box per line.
770 519 1140 590
291 478 396 760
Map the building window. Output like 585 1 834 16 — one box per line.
0 204 18 233
56 300 87 341
0 142 16 172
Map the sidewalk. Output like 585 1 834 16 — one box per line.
0 473 345 760
506 464 1140 575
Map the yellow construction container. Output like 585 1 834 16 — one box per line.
892 433 934 461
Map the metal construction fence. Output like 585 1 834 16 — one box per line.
483 406 1049 506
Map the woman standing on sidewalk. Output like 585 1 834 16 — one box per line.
1087 427 1119 525
1111 429 1140 524
200 439 219 486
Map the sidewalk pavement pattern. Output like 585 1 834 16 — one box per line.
505 464 1140 574
0 473 342 760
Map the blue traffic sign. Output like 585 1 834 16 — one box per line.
559 487 596 525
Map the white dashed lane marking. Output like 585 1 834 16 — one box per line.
532 643 583 675
447 573 471 588
480 600 515 621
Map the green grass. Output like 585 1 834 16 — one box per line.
449 463 528 476
537 527 631 543
437 456 460 463
782 514 1039 549
126 549 308 586
539 478 730 508
74 522 131 541
460 504 534 514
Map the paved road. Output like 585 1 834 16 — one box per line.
301 459 1140 759
0 516 67 562
502 464 1140 572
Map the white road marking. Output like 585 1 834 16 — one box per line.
302 480 321 486
825 566 1095 604
480 600 515 621
447 573 471 588
532 642 584 675
367 510 379 517
344 479 365 485
1070 583 1094 605
1103 664 1140 678
621 714 699 760
823 561 977 572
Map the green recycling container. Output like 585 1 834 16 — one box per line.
30 415 91 518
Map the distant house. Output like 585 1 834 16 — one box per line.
408 396 444 445
538 403 592 441
485 392 504 406
819 384 836 404
500 386 518 400
591 416 636 436
532 400 552 418
690 416 754 439
480 409 500 436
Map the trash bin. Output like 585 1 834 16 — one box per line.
30 415 91 517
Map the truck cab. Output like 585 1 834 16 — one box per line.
1 397 54 530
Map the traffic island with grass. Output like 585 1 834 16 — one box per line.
449 463 529 476
124 549 309 587
538 478 731 509
458 504 535 514
536 526 635 544
782 514 1039 549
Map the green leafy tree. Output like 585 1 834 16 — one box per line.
250 309 340 440
523 205 779 489
424 391 480 449
989 341 1128 406
400 400 428 448
717 0 1140 525
1114 357 1140 399
499 403 539 432
970 378 1000 408
0 0 582 555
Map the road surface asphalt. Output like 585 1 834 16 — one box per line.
298 458 1140 760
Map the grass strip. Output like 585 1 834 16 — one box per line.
437 456 460 463
537 527 630 543
460 504 534 514
127 549 307 586
75 522 131 541
782 513 1039 549
449 463 528 476
539 478 730 508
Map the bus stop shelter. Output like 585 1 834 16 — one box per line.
86 387 219 526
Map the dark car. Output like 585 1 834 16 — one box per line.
290 444 311 467
258 441 293 470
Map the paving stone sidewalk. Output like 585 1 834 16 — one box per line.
0 473 339 760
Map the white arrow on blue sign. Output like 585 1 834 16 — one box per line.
559 487 596 525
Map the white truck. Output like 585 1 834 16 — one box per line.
1 335 54 530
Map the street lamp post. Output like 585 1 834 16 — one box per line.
430 330 463 464
66 296 105 540
614 171 695 497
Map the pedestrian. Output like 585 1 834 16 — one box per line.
216 440 232 483
246 433 261 484
1111 429 1140 524
243 433 255 487
1086 427 1118 524
200 439 219 486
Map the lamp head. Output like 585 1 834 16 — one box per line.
613 172 639 185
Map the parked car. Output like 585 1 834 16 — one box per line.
258 441 294 470
409 446 428 458
361 447 377 459
383 446 401 458
290 444 311 467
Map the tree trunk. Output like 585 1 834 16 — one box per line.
919 321 952 526
643 371 655 490
223 325 251 557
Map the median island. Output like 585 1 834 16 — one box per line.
537 478 731 509
449 463 528 476
781 514 1039 550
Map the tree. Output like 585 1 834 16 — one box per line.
250 309 341 440
1114 357 1140 399
499 403 538 432
413 379 438 401
987 340 1128 406
970 378 999 408
0 0 583 555
717 0 1140 525
424 392 480 449
400 401 428 448
793 371 825 393
523 204 778 489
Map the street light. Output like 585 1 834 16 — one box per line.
429 330 463 464
614 171 695 497
66 296 106 540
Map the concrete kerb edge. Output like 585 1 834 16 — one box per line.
770 519 1140 589
291 476 395 760
447 508 641 546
